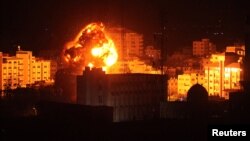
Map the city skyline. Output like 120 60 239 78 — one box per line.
1 1 250 140
1 0 250 54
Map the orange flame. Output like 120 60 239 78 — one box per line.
63 22 118 69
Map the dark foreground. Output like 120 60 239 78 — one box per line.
1 116 250 141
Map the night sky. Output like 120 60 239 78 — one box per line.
1 0 250 55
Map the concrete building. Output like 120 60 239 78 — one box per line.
54 69 77 103
108 59 161 74
107 27 143 60
0 52 2 91
168 51 242 101
167 77 178 101
203 53 242 99
177 73 205 98
226 45 245 56
204 53 225 98
77 67 166 122
164 67 177 77
224 63 241 90
50 60 58 81
193 38 216 57
16 50 33 86
0 50 51 90
225 45 244 66
145 46 161 60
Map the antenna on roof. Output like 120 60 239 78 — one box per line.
17 45 21 51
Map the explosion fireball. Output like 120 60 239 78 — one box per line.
63 23 118 69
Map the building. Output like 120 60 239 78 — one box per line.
167 77 178 101
77 67 166 122
0 52 2 91
107 59 161 74
168 50 243 101
193 38 216 57
224 63 241 90
177 73 205 98
36 49 60 81
203 53 242 99
225 45 244 66
226 45 245 56
164 67 177 77
107 27 144 60
145 46 161 60
177 74 191 97
204 53 225 98
50 60 58 81
0 50 51 90
54 69 78 103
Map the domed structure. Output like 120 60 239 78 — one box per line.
187 84 208 103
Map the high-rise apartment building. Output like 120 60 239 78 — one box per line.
107 27 143 60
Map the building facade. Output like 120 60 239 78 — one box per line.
170 52 242 100
203 53 242 99
77 67 166 122
167 77 178 101
193 38 216 57
108 59 161 74
0 50 51 90
226 45 245 56
107 27 144 60
177 73 205 98
0 52 2 91
145 46 161 60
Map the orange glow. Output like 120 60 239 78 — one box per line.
88 63 94 69
63 22 118 69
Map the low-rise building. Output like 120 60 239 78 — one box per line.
177 73 205 98
77 67 167 122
